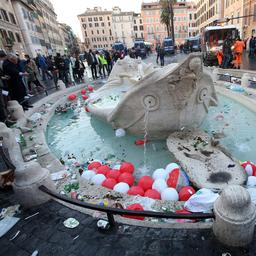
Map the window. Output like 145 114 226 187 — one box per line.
99 17 103 21
254 5 256 22
91 30 94 35
140 19 142 24
107 16 110 20
85 31 87 37
109 29 112 35
88 17 92 22
94 17 98 21
108 22 111 26
134 26 138 31
95 23 99 27
82 24 86 29
15 33 21 42
1 9 9 22
9 13 16 24
101 22 104 26
139 25 143 30
97 30 99 34
134 19 136 24
102 29 104 34
89 23 92 27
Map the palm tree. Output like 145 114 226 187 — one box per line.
160 0 176 44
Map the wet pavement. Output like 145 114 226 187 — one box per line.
0 189 254 256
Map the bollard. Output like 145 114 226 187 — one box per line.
213 185 256 247
13 161 56 208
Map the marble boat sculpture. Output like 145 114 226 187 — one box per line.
88 53 218 138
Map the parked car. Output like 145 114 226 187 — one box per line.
134 40 146 58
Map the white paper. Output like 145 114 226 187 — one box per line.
0 216 20 238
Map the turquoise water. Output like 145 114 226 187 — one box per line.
201 94 256 163
46 104 173 177
46 94 256 177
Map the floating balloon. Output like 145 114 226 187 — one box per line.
241 161 256 176
88 85 94 92
96 165 110 175
91 174 106 185
118 172 135 186
81 89 86 95
124 203 145 220
88 161 101 170
115 128 126 137
120 162 135 174
102 178 117 190
106 169 121 181
152 179 167 193
167 169 189 191
113 182 129 193
165 162 180 175
81 170 96 181
127 186 145 196
68 94 77 101
152 168 167 180
85 106 90 112
179 186 196 201
161 188 179 201
144 189 161 200
138 176 154 191
82 95 89 100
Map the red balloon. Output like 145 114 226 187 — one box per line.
82 95 89 100
138 176 153 191
96 165 110 175
68 94 76 101
176 209 191 214
178 186 196 201
128 186 145 196
144 189 161 200
106 169 120 181
123 203 145 220
88 85 94 92
81 89 86 95
120 162 135 174
102 178 117 190
118 172 134 186
88 161 101 170
85 106 90 112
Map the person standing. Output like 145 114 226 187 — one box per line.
74 56 85 83
156 44 160 64
98 52 108 77
3 53 32 110
159 46 165 66
248 36 255 57
233 37 245 69
37 54 52 81
104 50 112 74
222 35 233 69
86 50 98 80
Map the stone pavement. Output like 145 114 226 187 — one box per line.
0 190 255 256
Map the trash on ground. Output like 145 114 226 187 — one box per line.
63 218 79 228
0 216 20 238
0 205 20 218
24 212 39 220
9 230 20 241
51 170 71 181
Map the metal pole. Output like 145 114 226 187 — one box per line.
107 213 116 228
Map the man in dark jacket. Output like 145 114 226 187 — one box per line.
86 49 98 80
222 34 233 69
3 53 32 110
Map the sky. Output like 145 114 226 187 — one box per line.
51 0 148 40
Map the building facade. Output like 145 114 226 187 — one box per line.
12 0 47 57
223 0 244 37
195 0 224 33
243 0 256 39
0 0 26 55
133 13 144 40
112 7 134 48
141 1 167 46
35 0 63 55
78 7 114 50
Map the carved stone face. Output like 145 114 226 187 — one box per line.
189 57 202 74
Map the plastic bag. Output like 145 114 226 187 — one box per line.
115 128 126 137
184 188 219 213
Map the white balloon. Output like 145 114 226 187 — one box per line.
115 128 126 137
247 176 256 187
81 170 96 181
91 174 106 185
152 179 167 193
161 188 179 201
165 163 180 175
152 168 167 180
113 182 129 193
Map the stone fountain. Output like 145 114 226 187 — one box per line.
88 53 247 190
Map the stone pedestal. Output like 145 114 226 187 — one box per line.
241 73 251 87
213 185 256 246
7 100 25 121
13 161 56 208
